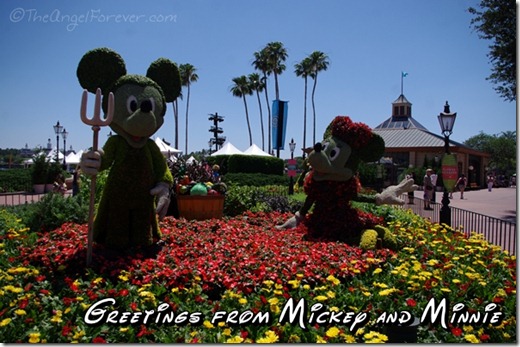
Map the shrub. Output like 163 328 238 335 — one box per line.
223 185 302 216
223 172 289 187
30 153 49 185
0 168 32 192
12 193 89 232
227 155 284 175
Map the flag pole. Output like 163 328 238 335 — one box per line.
401 72 404 95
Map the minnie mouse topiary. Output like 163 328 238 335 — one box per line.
277 116 417 250
78 47 181 249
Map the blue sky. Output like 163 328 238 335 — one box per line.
0 0 516 159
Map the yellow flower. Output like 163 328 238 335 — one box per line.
0 318 12 327
203 320 214 329
452 279 462 284
288 279 300 289
15 309 26 316
222 328 232 336
119 327 129 333
226 336 244 343
343 334 356 343
326 274 341 285
316 335 327 343
238 298 247 305
28 332 41 343
72 330 85 340
315 295 328 302
326 326 341 338
256 330 279 343
464 334 479 343
373 268 382 275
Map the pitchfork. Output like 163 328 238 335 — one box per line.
80 88 114 266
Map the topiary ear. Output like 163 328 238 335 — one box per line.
146 58 181 102
359 133 385 162
77 47 126 93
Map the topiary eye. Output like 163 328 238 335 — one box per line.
329 147 341 161
126 95 138 113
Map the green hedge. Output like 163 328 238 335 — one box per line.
228 155 284 175
0 168 32 193
223 172 289 186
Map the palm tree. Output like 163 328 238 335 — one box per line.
252 49 272 154
231 76 253 146
294 57 312 158
248 73 266 150
264 42 288 101
172 91 183 149
179 63 198 156
307 51 330 144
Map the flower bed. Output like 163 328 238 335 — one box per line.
0 208 516 343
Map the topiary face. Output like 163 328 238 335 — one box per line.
77 47 181 149
307 115 385 182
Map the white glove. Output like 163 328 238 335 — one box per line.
275 211 303 230
375 177 418 205
150 182 171 220
80 149 104 176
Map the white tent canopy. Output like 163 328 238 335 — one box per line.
155 137 181 155
65 150 83 165
210 142 243 156
243 144 272 156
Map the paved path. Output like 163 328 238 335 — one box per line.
415 186 517 222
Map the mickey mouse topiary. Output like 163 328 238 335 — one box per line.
277 115 417 250
78 47 181 249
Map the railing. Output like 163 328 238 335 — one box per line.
398 195 516 255
0 191 72 207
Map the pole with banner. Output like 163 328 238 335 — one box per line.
272 100 288 158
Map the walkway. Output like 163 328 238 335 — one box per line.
413 186 516 222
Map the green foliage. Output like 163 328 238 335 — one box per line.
9 193 88 232
146 58 182 102
469 0 516 101
223 172 289 187
76 47 127 93
464 130 516 173
46 162 65 184
227 155 284 175
0 168 32 192
30 154 49 185
223 185 302 216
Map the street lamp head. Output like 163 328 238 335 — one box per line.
289 138 296 153
437 101 457 137
62 128 68 140
53 121 63 135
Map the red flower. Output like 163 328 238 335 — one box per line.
92 336 107 343
451 327 463 337
480 334 490 341
405 298 417 307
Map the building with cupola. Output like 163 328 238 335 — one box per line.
372 93 490 188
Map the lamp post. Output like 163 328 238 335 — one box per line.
62 128 68 167
437 101 457 227
288 138 296 195
53 121 63 164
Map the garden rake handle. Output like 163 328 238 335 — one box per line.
80 88 114 266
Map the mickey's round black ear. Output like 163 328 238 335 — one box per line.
146 58 182 102
77 47 126 93
359 133 385 162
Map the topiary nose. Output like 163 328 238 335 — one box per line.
140 100 152 113
313 142 322 153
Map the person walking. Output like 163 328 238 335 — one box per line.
455 174 467 199
406 172 416 204
423 169 434 210
430 171 438 203
487 173 494 192
72 166 81 197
